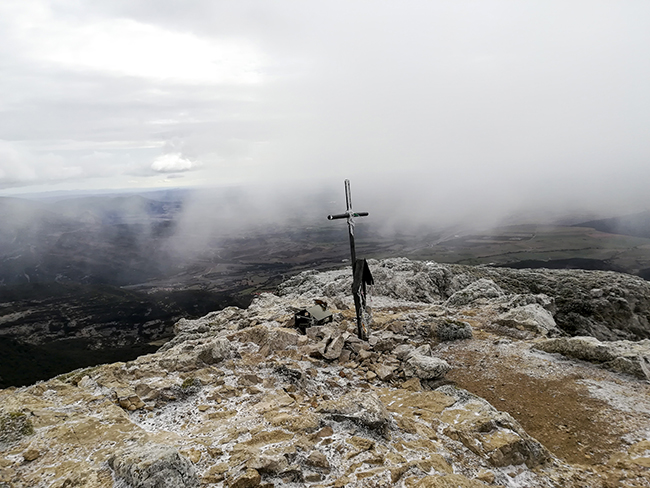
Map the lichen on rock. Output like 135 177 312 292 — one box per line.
0 410 34 449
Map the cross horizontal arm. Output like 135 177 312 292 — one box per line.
327 211 369 220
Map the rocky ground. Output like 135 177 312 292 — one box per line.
1 258 650 487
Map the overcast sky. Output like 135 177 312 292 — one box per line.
1 1 649 219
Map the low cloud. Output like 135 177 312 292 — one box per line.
151 153 195 173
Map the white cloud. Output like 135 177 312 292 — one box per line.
0 0 649 221
1 1 265 84
151 153 194 173
0 140 84 186
0 140 38 183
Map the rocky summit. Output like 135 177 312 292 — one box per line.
1 258 650 488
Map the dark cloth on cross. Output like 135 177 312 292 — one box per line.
352 259 373 340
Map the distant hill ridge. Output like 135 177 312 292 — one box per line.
575 210 650 239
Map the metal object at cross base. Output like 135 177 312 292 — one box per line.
327 179 370 340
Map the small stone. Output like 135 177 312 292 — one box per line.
314 426 334 438
339 350 351 362
128 395 145 409
306 451 330 469
230 468 261 488
366 371 377 380
401 378 422 391
374 364 395 382
358 349 373 360
181 448 202 464
248 453 289 474
22 448 40 462
476 470 495 483
118 394 145 410
207 447 223 458
322 334 345 360
243 374 262 384
348 436 374 451
394 344 413 360
333 476 350 487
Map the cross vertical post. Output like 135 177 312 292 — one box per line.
328 179 371 340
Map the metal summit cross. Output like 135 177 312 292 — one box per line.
328 179 373 340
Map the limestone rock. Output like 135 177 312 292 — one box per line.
403 354 451 380
0 410 34 449
413 344 433 356
435 319 473 341
231 325 300 350
438 385 550 469
413 473 489 487
373 363 396 382
306 450 330 469
22 448 41 462
446 264 650 341
278 257 451 304
496 304 561 336
317 391 391 433
108 445 199 488
170 306 243 339
197 337 233 364
394 344 414 361
534 336 615 363
505 293 557 314
247 453 289 474
446 278 504 307
5 257 649 488
534 336 650 379
318 331 345 361
369 331 405 351
230 468 261 488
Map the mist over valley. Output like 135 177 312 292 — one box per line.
3 185 650 387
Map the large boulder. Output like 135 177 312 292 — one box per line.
496 304 561 336
403 353 452 380
445 279 504 307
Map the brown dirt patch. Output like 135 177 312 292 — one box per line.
439 345 630 466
